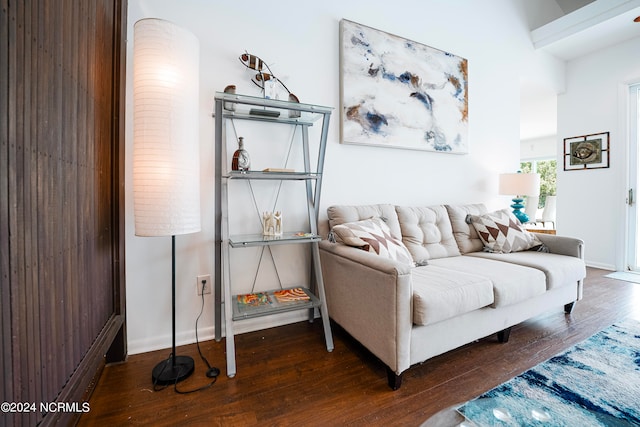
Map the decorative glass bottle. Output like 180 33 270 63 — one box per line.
231 137 250 171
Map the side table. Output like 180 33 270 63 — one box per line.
526 228 556 235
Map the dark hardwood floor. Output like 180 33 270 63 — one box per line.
78 268 640 426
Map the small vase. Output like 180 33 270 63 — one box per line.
264 80 277 99
231 137 250 171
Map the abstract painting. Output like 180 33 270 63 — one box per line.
339 19 468 153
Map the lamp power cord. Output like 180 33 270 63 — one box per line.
152 280 220 394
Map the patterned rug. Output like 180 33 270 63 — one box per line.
457 320 640 426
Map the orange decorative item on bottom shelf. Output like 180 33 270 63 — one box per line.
273 288 310 303
236 292 271 306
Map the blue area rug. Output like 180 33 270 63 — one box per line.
457 320 640 426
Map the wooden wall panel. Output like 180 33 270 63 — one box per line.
1 1 127 425
1 0 11 418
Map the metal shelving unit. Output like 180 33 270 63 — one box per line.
213 92 334 377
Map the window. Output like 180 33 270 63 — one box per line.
520 159 556 208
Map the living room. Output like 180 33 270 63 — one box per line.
124 0 640 354
3 0 640 425
118 0 640 422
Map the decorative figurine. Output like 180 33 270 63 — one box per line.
274 211 282 235
223 84 236 111
288 93 300 118
262 211 283 236
231 137 250 171
239 52 298 102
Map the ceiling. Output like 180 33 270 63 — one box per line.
532 0 640 61
555 0 596 14
521 0 640 141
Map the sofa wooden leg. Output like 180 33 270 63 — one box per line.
386 368 403 390
564 302 576 314
497 327 512 343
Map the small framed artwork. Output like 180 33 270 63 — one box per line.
563 132 610 171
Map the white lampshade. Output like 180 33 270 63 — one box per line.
498 172 540 197
133 19 201 237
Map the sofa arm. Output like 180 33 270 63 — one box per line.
318 240 413 376
535 234 585 259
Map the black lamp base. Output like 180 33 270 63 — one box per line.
152 355 195 385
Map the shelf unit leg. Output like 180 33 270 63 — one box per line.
225 328 237 378
214 98 223 342
222 243 237 377
312 242 334 352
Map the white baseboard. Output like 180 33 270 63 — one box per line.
127 307 313 355
585 260 616 271
127 325 216 355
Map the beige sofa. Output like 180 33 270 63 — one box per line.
318 203 586 390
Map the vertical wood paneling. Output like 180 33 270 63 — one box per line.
1 0 12 420
2 1 127 425
109 0 127 366
21 2 40 424
27 1 44 419
9 1 30 424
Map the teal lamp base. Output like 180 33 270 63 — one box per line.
510 197 529 223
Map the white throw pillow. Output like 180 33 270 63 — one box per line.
466 209 542 254
331 217 415 266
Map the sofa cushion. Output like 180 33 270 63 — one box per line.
412 265 494 326
446 204 488 254
467 251 586 291
330 217 414 266
466 209 543 254
396 205 461 262
429 256 547 308
327 204 402 240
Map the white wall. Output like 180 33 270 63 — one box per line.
125 0 564 354
557 36 640 270
521 135 557 160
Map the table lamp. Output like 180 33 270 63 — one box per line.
133 18 200 385
498 172 540 224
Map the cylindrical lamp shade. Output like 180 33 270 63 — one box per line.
133 19 201 237
498 173 540 197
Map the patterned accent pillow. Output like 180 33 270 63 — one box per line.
330 217 415 266
466 209 543 254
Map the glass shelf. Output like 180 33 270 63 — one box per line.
229 232 321 248
225 171 321 180
213 91 332 126
232 287 320 321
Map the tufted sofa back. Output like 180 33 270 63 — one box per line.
326 204 402 240
325 203 491 263
395 205 460 260
444 204 488 254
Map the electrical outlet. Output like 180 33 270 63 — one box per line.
196 274 211 295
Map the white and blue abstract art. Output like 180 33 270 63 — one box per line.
340 19 468 153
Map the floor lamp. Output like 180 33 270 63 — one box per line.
499 172 540 224
133 18 201 385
